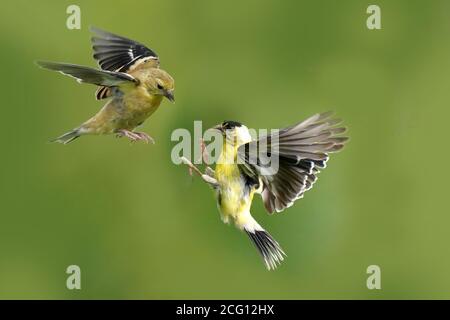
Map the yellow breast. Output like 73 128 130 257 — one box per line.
121 86 163 129
215 144 254 221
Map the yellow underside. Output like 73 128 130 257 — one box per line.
215 142 255 228
81 85 163 134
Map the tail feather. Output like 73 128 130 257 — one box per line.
245 228 286 270
51 129 81 144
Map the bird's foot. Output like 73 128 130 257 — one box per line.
180 156 201 177
179 156 218 187
116 129 140 141
133 132 155 144
116 130 154 144
197 138 209 164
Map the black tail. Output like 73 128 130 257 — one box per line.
51 129 80 144
245 229 286 270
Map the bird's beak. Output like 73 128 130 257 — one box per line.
164 90 175 103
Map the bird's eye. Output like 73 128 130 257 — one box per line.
157 84 164 90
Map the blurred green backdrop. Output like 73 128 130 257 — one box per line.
0 0 449 299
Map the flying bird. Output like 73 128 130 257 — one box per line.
180 112 348 270
36 27 175 144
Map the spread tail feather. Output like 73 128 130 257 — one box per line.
51 129 81 144
244 225 286 270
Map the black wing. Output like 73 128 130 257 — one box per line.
90 26 159 72
238 112 348 214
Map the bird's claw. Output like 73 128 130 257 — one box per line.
134 132 155 144
179 156 218 187
197 138 209 163
116 130 155 144
179 156 198 176
179 156 190 165
116 130 139 141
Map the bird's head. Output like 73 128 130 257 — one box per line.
146 69 175 102
212 120 252 146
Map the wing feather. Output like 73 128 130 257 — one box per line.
90 26 159 72
35 61 137 87
238 112 348 214
90 27 160 100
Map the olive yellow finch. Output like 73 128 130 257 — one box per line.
181 112 348 270
36 27 174 144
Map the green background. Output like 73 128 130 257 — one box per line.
0 0 448 299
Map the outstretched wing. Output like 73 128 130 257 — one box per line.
36 61 138 87
90 26 159 72
238 112 348 214
90 26 159 99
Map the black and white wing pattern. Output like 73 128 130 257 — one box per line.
237 112 348 214
90 27 159 99
90 26 159 72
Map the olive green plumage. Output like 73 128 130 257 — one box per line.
37 26 175 144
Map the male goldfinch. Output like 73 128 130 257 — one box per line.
36 27 174 144
181 112 348 270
